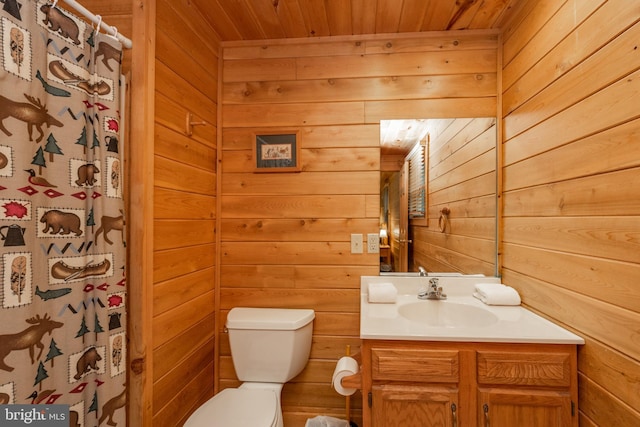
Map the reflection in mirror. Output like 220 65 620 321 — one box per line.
380 118 497 276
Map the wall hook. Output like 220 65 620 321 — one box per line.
185 112 207 136
438 207 450 233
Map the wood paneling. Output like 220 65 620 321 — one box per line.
88 1 639 425
295 50 497 80
500 1 640 425
192 0 517 41
220 264 371 289
101 0 220 424
220 31 498 424
152 361 214 427
224 74 496 104
148 1 219 425
409 118 497 275
578 338 640 413
153 314 215 381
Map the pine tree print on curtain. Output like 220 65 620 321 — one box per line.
0 1 127 425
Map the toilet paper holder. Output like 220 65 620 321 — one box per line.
339 346 362 425
339 369 361 390
339 346 362 390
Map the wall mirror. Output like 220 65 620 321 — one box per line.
379 118 498 276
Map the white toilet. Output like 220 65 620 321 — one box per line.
184 307 315 427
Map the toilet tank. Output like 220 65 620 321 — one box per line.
226 307 315 383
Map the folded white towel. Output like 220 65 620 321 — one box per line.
473 283 521 306
367 282 397 303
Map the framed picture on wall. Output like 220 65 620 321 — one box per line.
253 131 301 172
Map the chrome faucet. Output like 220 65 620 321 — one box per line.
418 277 447 300
418 266 427 277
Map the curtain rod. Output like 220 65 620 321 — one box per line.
55 0 133 49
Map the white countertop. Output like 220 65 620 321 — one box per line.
360 276 585 345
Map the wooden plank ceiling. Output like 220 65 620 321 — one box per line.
194 0 517 42
199 0 515 155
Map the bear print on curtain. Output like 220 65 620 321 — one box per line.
0 0 127 425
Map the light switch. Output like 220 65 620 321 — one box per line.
351 234 363 254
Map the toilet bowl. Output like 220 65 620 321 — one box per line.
184 307 315 427
183 386 278 427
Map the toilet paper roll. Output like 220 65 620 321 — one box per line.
331 356 359 396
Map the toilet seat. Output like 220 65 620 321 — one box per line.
184 388 277 427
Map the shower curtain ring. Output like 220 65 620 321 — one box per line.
94 14 102 34
110 25 119 40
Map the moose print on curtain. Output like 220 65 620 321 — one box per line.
0 0 127 425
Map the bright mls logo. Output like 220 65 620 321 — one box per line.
1 405 68 426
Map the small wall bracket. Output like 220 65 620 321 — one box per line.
185 112 207 136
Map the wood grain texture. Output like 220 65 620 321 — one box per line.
153 244 215 283
363 340 577 427
194 1 515 41
504 8 639 136
372 384 457 427
577 337 640 413
152 37 219 418
219 31 499 424
152 361 214 427
372 348 460 382
477 351 571 387
153 314 215 381
117 0 154 424
223 74 496 104
99 0 638 424
410 118 497 274
500 2 640 425
578 374 640 427
220 265 374 289
477 388 573 427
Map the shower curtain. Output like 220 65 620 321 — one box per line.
0 1 126 425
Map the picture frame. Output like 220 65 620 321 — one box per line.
253 131 301 172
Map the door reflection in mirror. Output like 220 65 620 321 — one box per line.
380 118 498 276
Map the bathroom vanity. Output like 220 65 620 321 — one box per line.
359 277 584 427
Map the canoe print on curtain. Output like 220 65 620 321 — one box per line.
0 1 127 425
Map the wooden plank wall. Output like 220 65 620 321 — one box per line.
85 1 219 424
220 31 498 426
150 1 219 426
500 1 640 426
412 117 497 275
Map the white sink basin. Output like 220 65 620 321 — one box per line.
360 277 586 343
398 301 499 328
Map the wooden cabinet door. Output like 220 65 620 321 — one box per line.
478 388 573 427
372 384 458 427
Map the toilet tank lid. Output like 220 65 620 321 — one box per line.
227 307 315 330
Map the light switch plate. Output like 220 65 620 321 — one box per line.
351 233 363 254
367 233 379 253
